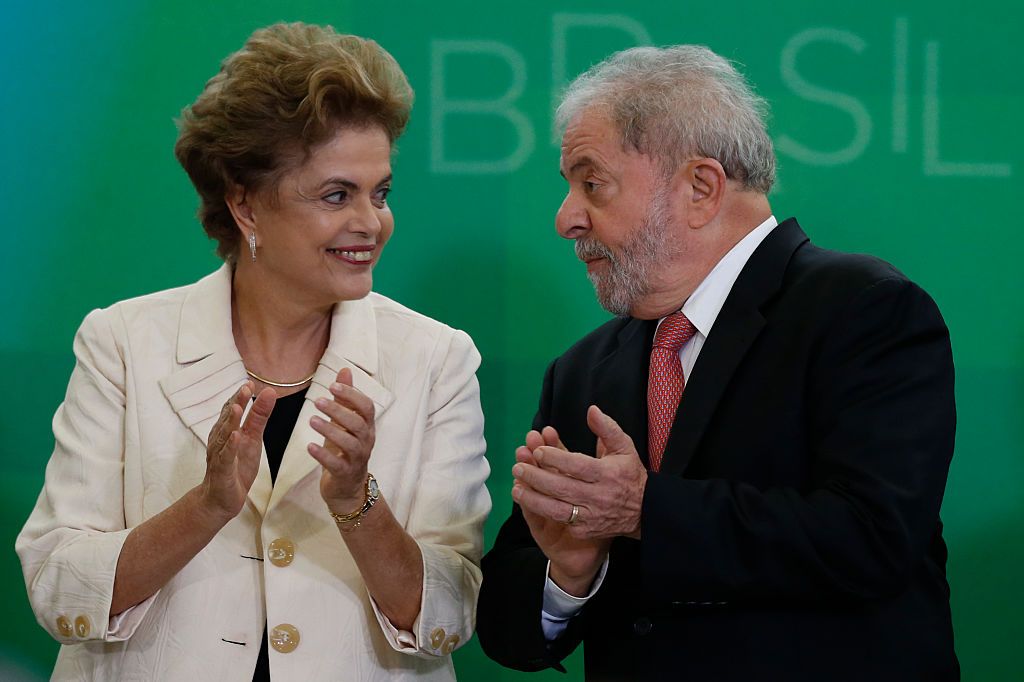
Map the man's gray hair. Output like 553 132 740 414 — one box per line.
556 45 775 193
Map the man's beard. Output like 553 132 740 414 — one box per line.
575 187 674 316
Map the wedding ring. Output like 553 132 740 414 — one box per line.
566 504 579 525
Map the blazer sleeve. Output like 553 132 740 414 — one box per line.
476 359 581 672
370 328 492 658
15 307 156 644
641 277 957 603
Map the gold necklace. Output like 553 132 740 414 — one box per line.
245 368 315 388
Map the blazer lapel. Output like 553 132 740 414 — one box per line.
591 318 657 466
659 219 810 476
157 266 276 511
265 296 394 514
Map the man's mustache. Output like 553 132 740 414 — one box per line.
575 238 615 262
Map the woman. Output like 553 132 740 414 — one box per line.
16 22 490 681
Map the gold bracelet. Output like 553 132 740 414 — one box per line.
336 518 363 533
329 474 379 528
329 506 363 524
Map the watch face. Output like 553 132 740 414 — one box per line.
367 476 380 500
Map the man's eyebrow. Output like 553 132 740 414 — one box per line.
560 156 597 179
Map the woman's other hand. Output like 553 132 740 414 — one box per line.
199 381 277 522
309 367 376 514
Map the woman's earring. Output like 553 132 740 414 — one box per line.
248 232 257 262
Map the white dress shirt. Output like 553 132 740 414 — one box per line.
540 215 778 639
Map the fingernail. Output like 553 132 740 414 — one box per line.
330 382 344 393
314 397 328 409
511 485 522 500
533 449 544 463
310 416 322 427
512 464 523 478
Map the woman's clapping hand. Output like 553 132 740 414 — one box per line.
200 381 277 522
308 367 376 515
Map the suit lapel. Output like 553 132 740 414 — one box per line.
265 296 394 515
591 318 657 466
659 219 810 476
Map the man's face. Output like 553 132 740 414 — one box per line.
556 108 679 316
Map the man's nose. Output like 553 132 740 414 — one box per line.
555 192 591 240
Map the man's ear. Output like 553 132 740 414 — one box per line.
225 183 257 240
674 158 727 228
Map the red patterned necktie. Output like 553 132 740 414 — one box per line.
647 312 697 471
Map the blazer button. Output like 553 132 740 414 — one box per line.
267 538 296 567
55 616 73 638
74 615 91 639
429 627 446 649
633 617 653 636
441 633 460 655
269 623 300 653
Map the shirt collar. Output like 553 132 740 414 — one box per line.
667 215 778 338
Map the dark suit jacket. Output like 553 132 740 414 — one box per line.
477 219 958 681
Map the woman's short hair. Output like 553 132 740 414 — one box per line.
174 22 414 261
556 45 775 193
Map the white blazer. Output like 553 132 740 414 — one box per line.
16 266 491 681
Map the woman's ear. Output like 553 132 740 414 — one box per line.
225 184 257 237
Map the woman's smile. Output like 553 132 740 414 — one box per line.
326 245 375 265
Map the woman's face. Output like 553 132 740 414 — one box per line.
246 125 395 307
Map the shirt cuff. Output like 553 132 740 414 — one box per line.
368 593 420 652
540 558 609 639
106 591 159 642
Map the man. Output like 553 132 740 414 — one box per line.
476 45 958 681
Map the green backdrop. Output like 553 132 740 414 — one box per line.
2 1 1021 679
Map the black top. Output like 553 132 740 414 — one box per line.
253 388 308 682
261 389 308 482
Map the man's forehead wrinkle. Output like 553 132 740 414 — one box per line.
561 141 609 176
560 111 619 178
559 141 593 176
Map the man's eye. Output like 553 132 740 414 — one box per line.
584 181 599 192
324 190 348 204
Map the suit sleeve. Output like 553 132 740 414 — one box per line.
641 277 956 603
476 359 581 672
370 328 492 658
15 307 157 644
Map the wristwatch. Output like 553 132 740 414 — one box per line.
329 473 380 530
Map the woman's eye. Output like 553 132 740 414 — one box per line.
373 187 391 206
324 190 348 204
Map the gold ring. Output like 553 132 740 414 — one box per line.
566 504 579 525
